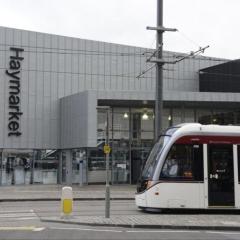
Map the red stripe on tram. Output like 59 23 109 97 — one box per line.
175 135 240 145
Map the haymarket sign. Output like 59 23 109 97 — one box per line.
5 47 24 137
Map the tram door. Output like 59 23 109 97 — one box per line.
208 144 234 206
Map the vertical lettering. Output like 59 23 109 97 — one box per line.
6 47 24 137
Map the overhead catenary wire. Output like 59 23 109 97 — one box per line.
0 66 153 79
1 41 223 81
174 45 210 63
135 45 211 79
177 30 201 49
0 43 222 62
136 64 156 79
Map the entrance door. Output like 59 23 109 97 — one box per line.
1 151 32 185
208 144 235 206
112 147 129 184
72 149 87 185
131 148 143 184
2 156 14 185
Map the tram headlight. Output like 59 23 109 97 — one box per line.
137 180 158 193
146 180 158 190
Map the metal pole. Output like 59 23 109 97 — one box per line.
0 151 3 186
155 0 164 141
79 160 83 187
105 107 110 218
30 150 35 184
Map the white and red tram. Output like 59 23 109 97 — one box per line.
135 123 240 210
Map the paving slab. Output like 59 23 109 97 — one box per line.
41 214 240 231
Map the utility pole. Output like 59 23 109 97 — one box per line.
97 106 111 218
104 107 111 218
155 0 163 141
147 0 177 141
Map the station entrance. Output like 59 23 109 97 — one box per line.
0 150 33 185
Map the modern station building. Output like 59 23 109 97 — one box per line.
0 26 240 186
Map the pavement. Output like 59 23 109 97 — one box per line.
42 214 240 231
1 184 240 231
0 184 135 201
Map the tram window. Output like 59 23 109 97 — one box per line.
160 144 203 181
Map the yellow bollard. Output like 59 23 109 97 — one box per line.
61 186 73 217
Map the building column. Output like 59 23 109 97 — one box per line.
65 150 73 185
180 105 185 123
58 151 63 184
30 150 35 184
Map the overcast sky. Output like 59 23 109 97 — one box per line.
0 0 238 59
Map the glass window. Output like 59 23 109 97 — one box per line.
141 109 154 140
34 150 59 184
160 144 203 181
172 108 182 125
238 146 240 183
112 109 129 140
236 111 240 124
163 108 171 129
97 109 113 142
141 127 179 179
1 150 34 185
184 108 195 123
197 109 212 124
88 148 112 171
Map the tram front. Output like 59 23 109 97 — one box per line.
135 127 179 209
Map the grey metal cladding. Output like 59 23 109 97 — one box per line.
60 91 97 148
0 26 229 149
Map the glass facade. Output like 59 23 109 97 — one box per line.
0 150 59 185
86 107 155 184
0 150 33 185
34 150 59 184
86 106 240 184
0 106 240 186
72 149 87 185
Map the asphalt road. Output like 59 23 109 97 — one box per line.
0 200 240 240
0 200 141 218
0 226 240 240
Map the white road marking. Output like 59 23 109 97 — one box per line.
0 226 36 231
14 190 59 193
207 231 240 235
32 227 45 232
0 213 36 218
49 227 122 233
14 217 38 220
49 228 202 234
127 230 200 233
0 210 34 214
0 210 38 221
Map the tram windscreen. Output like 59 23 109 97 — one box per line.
141 127 178 179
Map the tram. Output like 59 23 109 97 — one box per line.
135 123 240 210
